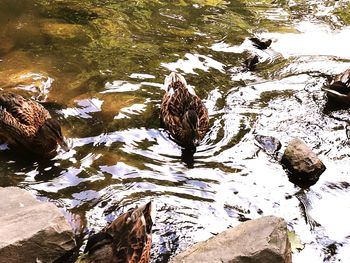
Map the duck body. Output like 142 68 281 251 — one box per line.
322 68 350 106
0 92 68 156
77 202 154 263
160 72 209 149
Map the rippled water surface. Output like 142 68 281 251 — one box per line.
1 0 350 262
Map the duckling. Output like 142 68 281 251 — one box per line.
160 72 209 149
76 201 154 263
0 92 68 156
249 37 272 50
244 54 259 71
322 68 350 106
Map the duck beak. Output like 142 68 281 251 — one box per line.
194 130 200 145
58 137 70 152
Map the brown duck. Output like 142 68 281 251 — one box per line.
76 201 155 263
0 92 68 156
322 68 350 106
160 72 209 149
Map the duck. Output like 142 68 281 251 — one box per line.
160 72 209 150
322 68 350 106
0 92 68 157
76 201 155 263
249 37 272 50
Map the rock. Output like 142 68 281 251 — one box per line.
281 138 326 187
254 134 282 156
0 187 76 263
170 216 292 263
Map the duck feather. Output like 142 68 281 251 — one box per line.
160 72 209 147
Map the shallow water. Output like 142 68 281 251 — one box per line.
1 0 350 262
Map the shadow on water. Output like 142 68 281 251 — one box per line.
0 147 67 188
181 148 195 168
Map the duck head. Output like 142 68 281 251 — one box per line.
41 118 69 152
164 72 189 93
182 109 200 148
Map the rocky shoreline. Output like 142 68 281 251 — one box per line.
0 187 75 263
0 187 293 263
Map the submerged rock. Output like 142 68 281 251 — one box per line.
170 216 292 263
0 187 76 263
255 134 282 156
281 138 326 187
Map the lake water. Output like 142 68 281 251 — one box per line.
0 0 350 262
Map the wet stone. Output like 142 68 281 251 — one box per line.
0 187 76 263
255 134 282 156
281 138 326 187
170 216 292 263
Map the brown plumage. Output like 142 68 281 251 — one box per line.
322 68 350 106
77 202 154 263
160 72 209 149
0 92 68 156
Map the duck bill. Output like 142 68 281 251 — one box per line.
58 138 70 152
194 129 200 145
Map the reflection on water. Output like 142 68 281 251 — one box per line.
1 0 350 262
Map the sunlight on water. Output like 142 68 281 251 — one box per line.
0 0 350 262
263 22 350 60
161 53 225 74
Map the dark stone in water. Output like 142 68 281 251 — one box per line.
281 138 326 188
254 135 281 156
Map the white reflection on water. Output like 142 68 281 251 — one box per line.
61 98 103 118
29 167 85 192
115 103 146 119
262 22 350 60
101 80 142 93
129 73 156 80
13 72 54 101
161 53 225 74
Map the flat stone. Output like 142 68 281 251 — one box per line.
0 187 76 263
281 138 326 187
170 216 292 263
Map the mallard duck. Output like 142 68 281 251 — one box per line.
76 201 154 263
244 54 259 71
249 37 272 50
322 68 350 106
0 92 68 156
160 72 209 149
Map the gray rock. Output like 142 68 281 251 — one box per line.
281 138 326 187
170 216 292 263
0 187 76 263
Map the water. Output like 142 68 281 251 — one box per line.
1 0 350 262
